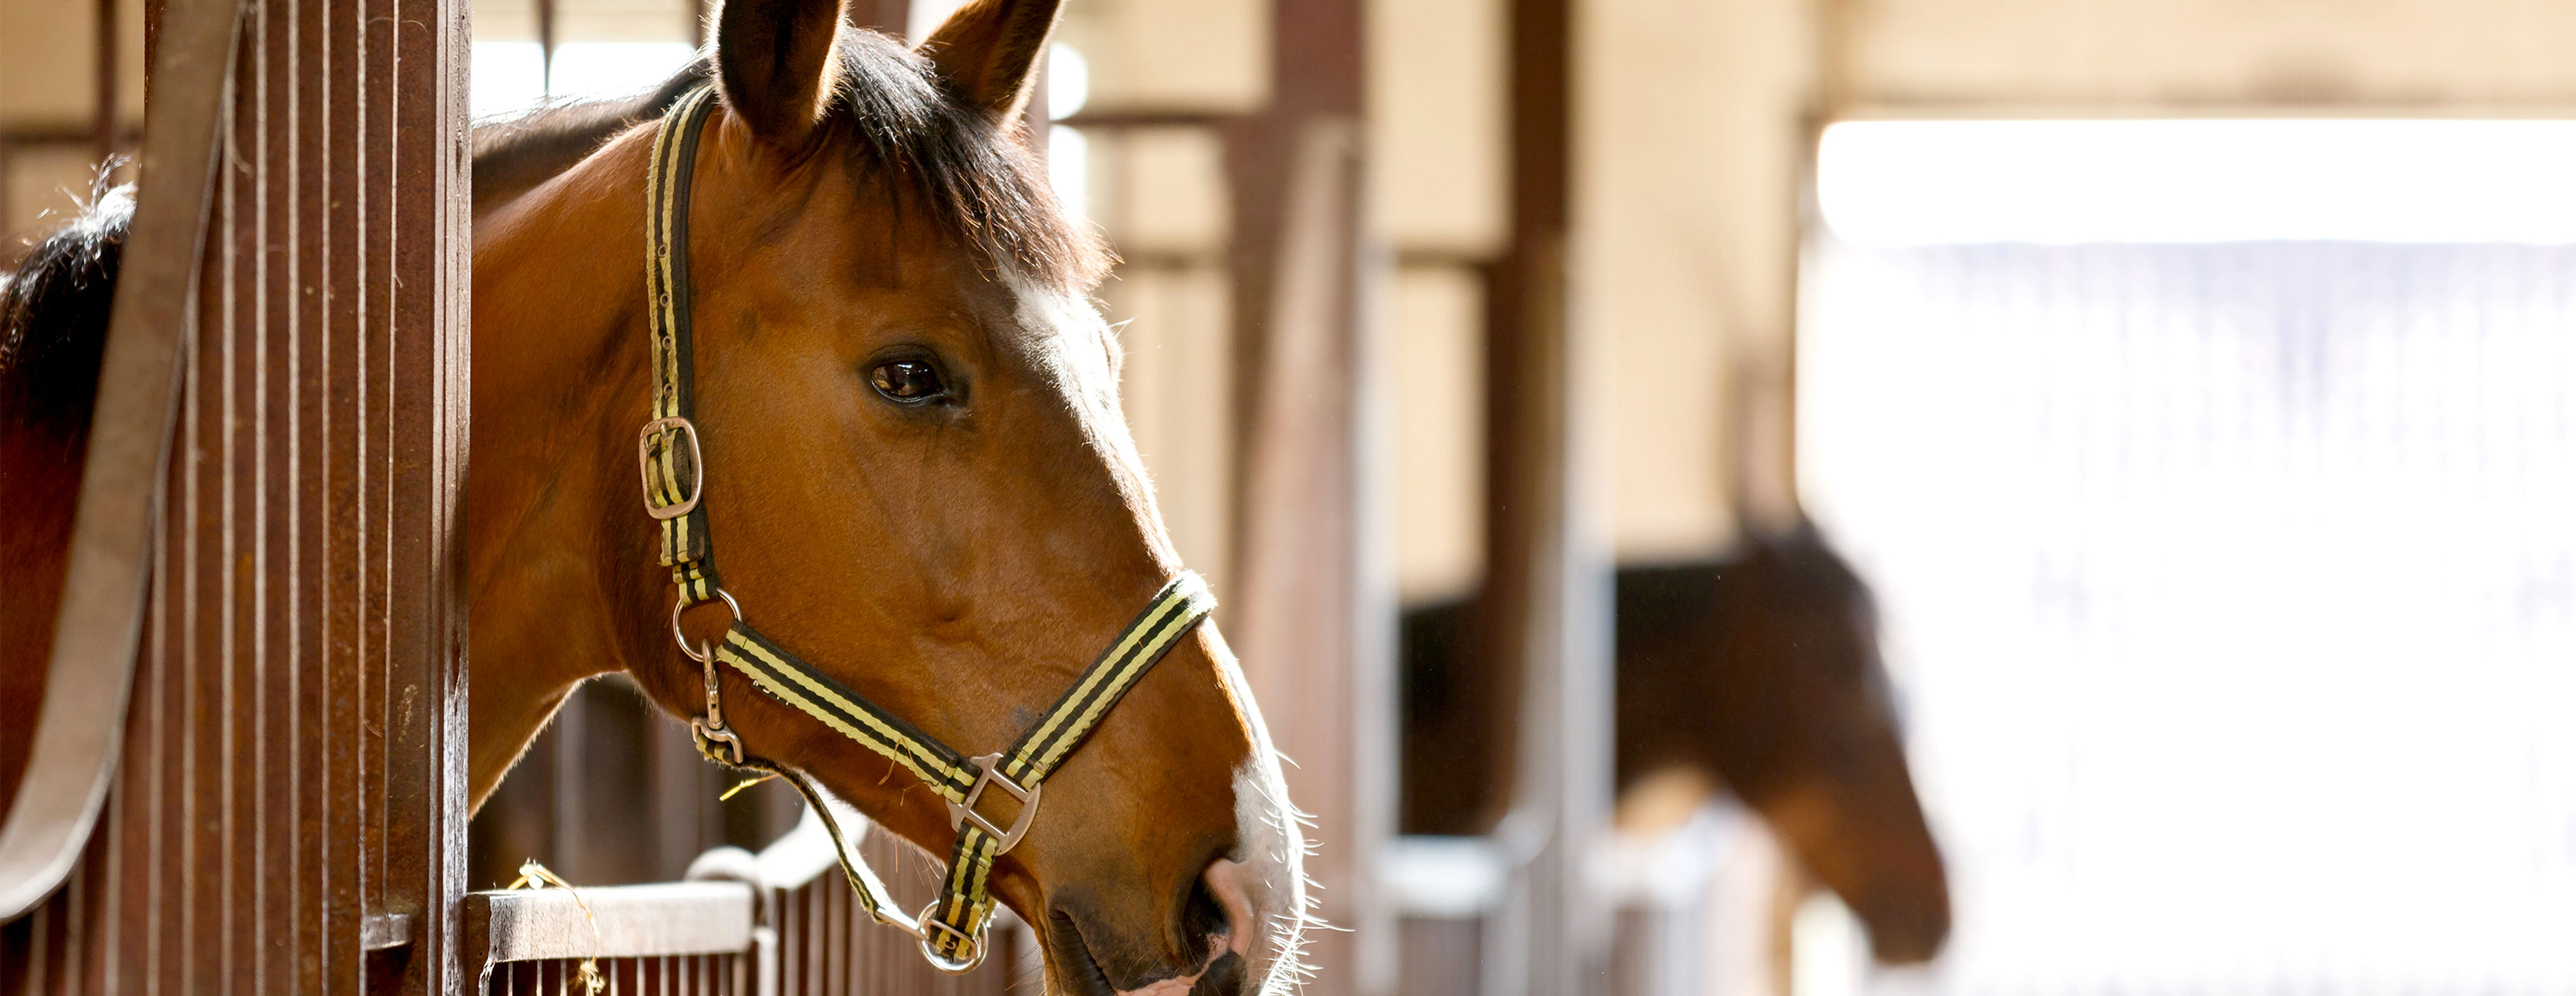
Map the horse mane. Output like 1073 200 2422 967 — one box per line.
471 63 714 219
0 179 129 444
472 29 1109 290
3 29 1107 470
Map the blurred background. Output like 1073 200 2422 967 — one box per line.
7 1 2575 995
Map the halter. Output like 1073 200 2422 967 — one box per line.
635 83 1217 973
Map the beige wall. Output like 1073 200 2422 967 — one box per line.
1835 0 2576 108
1058 0 1271 114
473 0 699 43
1370 0 1825 580
0 0 144 250
1580 0 1820 561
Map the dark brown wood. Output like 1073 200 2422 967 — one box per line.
1478 0 1615 987
848 0 912 35
1222 0 1363 505
535 0 555 98
93 0 118 164
466 679 801 891
0 1 473 994
1217 0 1390 993
1479 0 1576 835
0 0 243 926
0 127 147 147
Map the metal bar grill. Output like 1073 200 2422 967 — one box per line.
0 0 470 992
763 830 1026 996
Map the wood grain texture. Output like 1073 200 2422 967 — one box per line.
0 0 468 991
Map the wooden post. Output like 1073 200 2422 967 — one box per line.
0 1 474 991
536 0 555 98
849 0 915 37
94 0 117 164
1223 0 1395 992
1479 0 1615 989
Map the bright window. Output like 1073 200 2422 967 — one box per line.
1804 121 2576 995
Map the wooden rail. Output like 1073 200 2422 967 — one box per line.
465 882 755 994
465 798 1027 996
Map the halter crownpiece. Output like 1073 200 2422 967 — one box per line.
635 83 1218 973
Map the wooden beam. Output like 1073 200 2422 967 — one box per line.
848 0 914 36
1475 0 1615 989
93 0 117 164
1221 0 1393 992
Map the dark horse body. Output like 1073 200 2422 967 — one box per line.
1 4 1310 992
1402 526 1951 963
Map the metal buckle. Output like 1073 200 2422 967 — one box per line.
914 903 987 974
691 718 745 766
945 753 1042 856
676 589 746 765
637 416 704 520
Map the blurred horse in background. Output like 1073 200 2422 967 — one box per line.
1401 522 1951 963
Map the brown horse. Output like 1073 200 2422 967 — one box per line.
0 2 1311 992
1400 524 1950 963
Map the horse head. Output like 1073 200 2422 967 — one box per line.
1614 525 1950 964
466 1 1307 992
1705 526 1949 963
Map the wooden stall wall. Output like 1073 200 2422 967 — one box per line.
0 0 472 992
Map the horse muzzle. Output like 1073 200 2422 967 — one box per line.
1045 854 1289 996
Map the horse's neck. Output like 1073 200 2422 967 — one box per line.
463 142 664 808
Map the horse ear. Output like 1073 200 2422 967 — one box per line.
917 0 1063 120
713 0 847 148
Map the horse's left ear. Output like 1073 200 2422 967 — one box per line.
714 0 847 149
917 0 1063 120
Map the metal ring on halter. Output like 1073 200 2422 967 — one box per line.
677 589 749 765
670 588 743 663
914 904 987 974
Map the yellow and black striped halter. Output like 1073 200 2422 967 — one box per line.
635 83 1217 973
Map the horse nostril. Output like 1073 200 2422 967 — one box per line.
1183 877 1228 950
1195 857 1258 963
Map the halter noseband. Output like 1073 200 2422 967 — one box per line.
635 83 1216 973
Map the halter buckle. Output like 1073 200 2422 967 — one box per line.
638 416 705 520
946 753 1042 855
691 718 746 767
914 903 988 974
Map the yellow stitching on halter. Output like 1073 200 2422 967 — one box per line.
1011 594 1171 760
1025 584 1212 775
726 635 949 768
1007 576 1210 777
717 637 973 800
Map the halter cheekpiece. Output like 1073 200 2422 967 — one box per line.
635 83 1217 973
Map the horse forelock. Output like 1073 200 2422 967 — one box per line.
474 28 1109 295
817 29 1111 293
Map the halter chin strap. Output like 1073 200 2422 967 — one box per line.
635 83 1218 973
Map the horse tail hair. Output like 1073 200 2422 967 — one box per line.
1 173 132 444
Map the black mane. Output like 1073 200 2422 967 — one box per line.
0 180 128 443
473 28 1107 290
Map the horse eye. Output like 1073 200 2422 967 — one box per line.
869 360 946 403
